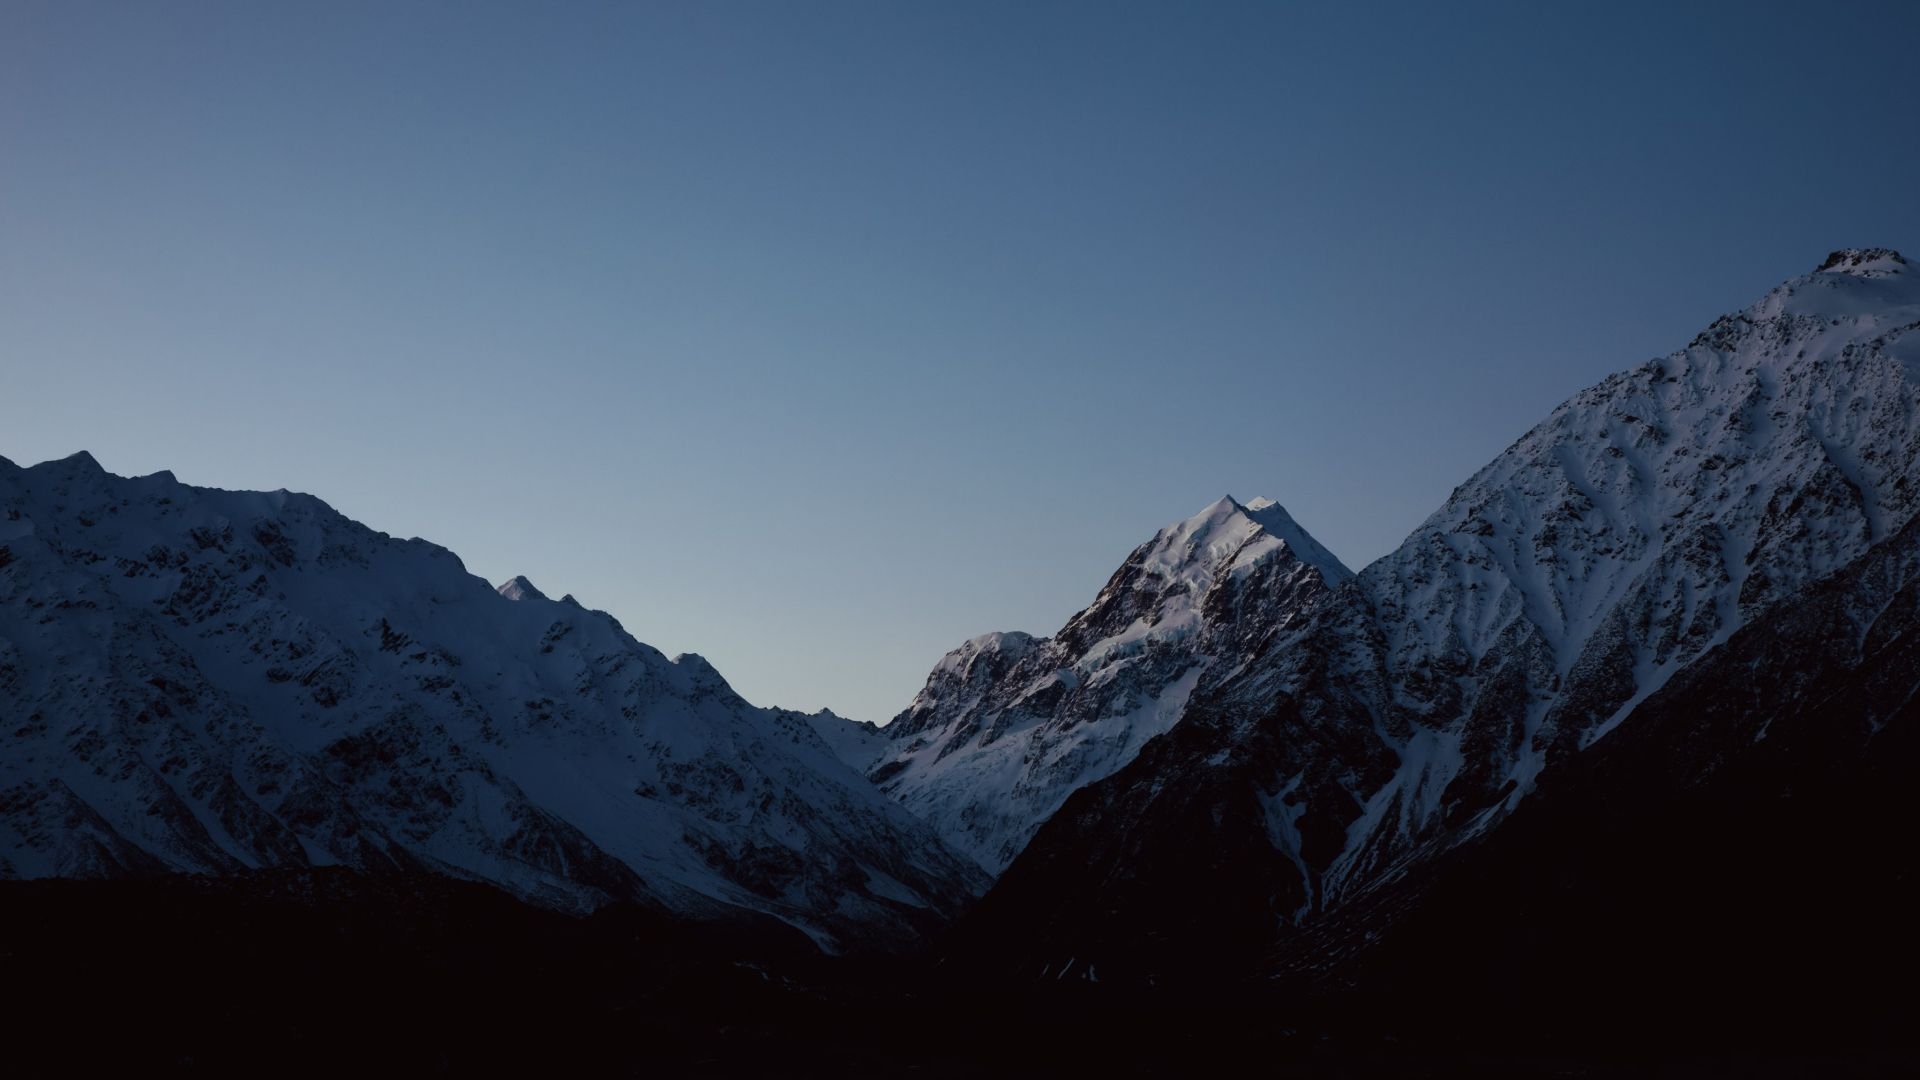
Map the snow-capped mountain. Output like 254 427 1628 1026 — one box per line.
933 249 1920 976
1266 486 1920 1038
1321 244 1920 894
0 455 985 950
872 494 1352 872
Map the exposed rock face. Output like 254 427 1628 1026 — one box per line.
872 496 1352 873
0 455 985 951
937 250 1920 977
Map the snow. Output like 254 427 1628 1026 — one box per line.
11 247 1916 951
1240 497 1354 587
496 575 548 602
1256 772 1316 921
930 631 1037 679
0 456 986 949
1298 248 1920 899
1815 247 1908 277
803 710 889 772
875 494 1349 873
880 248 1920 900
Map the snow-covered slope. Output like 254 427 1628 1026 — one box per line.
943 249 1920 975
801 709 888 772
1319 245 1920 893
0 456 985 950
873 495 1352 872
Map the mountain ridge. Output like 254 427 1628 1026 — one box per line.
0 453 986 951
900 249 1920 976
872 492 1351 872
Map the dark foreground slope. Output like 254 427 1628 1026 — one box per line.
5 856 1910 1077
0 871 822 1073
2 872 1362 1076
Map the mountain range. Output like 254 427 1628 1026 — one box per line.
4 248 1916 1067
894 247 1920 983
0 453 982 952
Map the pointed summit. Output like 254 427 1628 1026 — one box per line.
1144 496 1350 592
1237 497 1352 586
497 575 547 602
876 492 1352 872
30 450 103 473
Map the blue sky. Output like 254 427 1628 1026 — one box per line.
5 1 1918 722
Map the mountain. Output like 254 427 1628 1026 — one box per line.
1297 496 1920 1051
0 454 985 951
871 494 1352 872
935 248 1920 977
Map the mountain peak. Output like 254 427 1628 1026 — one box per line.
879 493 1354 872
1162 495 1351 587
1815 248 1907 276
497 575 547 602
930 631 1038 678
34 450 103 473
1237 497 1353 585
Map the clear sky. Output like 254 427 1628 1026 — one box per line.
5 1 1918 722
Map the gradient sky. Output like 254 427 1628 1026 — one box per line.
5 1 1918 722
